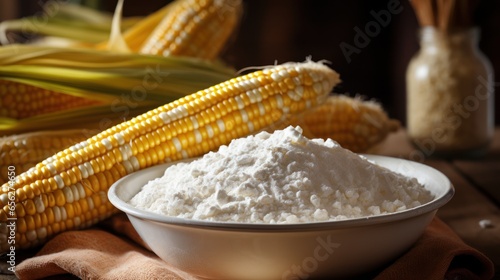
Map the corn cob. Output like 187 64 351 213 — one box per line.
0 80 102 119
0 130 90 185
140 0 242 59
0 60 339 251
292 95 400 153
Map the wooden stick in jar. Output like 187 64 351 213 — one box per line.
410 0 437 27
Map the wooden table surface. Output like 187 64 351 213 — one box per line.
376 128 500 279
1 128 499 279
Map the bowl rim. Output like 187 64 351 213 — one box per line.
108 155 454 231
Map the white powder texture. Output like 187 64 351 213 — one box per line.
129 126 434 223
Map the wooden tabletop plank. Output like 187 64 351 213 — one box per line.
452 129 500 205
373 130 416 159
427 160 500 273
377 128 500 277
452 159 500 205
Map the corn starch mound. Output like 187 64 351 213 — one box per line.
130 126 434 223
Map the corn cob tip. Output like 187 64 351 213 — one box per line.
285 60 341 87
243 60 341 99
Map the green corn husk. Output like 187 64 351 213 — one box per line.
0 45 236 135
0 2 140 45
0 0 175 52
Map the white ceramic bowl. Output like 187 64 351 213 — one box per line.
108 155 454 280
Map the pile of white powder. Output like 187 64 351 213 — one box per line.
129 126 434 223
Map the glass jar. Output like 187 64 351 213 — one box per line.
406 27 495 157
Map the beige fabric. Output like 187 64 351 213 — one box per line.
16 214 494 280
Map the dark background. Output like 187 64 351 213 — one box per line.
2 0 500 125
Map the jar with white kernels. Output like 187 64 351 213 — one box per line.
406 27 495 157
